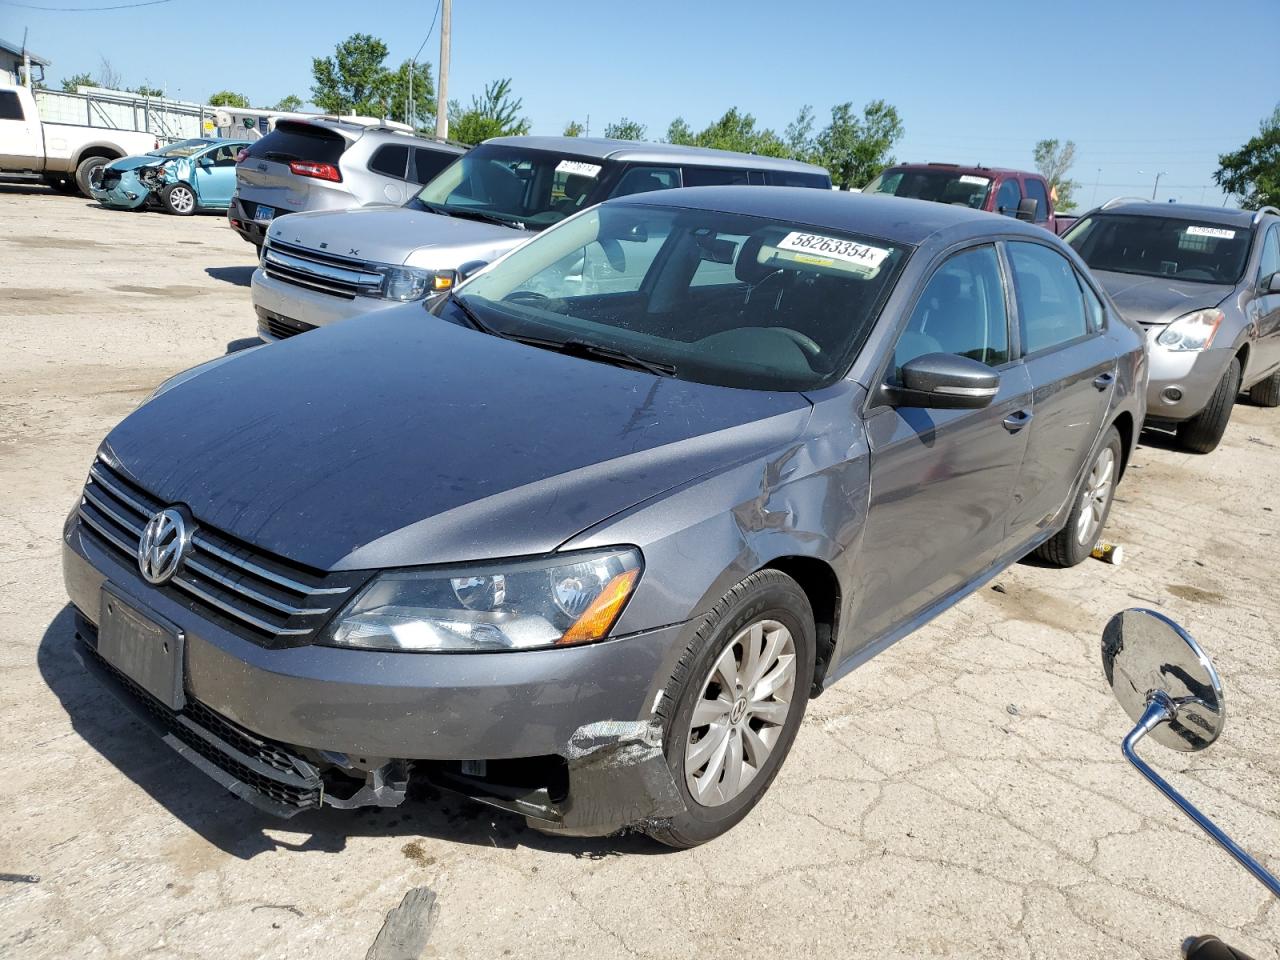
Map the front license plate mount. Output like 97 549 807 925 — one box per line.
97 586 186 711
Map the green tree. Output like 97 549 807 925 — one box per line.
563 120 585 137
1033 138 1080 212
785 104 817 162
60 71 94 92
311 33 396 117
448 78 530 145
604 117 647 141
208 90 251 109
665 117 695 145
1214 104 1280 210
132 82 165 98
385 59 436 130
274 94 304 112
663 108 788 156
815 99 904 189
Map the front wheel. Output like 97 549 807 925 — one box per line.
1036 426 1123 567
1177 357 1241 453
160 182 197 216
647 569 816 848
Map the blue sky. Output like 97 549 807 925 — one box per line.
6 0 1275 205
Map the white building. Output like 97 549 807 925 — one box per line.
0 37 49 87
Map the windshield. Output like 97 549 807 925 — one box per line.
151 139 215 158
439 203 910 391
1066 213 1252 284
865 168 991 209
411 144 610 231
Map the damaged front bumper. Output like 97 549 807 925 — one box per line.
90 167 153 210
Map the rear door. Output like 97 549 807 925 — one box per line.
1003 240 1117 540
1249 223 1280 378
855 243 1033 642
0 89 42 171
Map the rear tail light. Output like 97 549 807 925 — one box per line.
288 160 342 182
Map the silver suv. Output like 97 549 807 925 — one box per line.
1066 200 1280 452
228 119 467 247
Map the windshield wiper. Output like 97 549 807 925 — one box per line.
413 199 454 217
446 292 498 334
447 208 527 231
552 339 676 377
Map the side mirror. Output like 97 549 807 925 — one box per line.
197 156 214 168
456 259 489 283
1264 272 1280 294
887 353 999 409
1016 197 1038 222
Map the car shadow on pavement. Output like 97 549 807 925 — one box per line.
38 605 665 861
205 266 255 288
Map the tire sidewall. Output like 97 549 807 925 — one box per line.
1063 427 1124 565
74 156 110 197
661 575 816 844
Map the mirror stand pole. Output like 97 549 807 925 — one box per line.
1124 695 1280 898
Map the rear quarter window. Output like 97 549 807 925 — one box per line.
412 147 458 185
683 166 751 187
246 122 346 165
764 170 831 188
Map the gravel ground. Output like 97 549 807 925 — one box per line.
1 188 1277 960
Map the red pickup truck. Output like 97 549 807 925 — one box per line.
863 162 1077 235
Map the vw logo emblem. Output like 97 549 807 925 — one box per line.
137 508 192 586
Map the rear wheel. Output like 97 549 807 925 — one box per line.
1177 357 1241 453
647 569 815 849
1036 426 1122 568
74 155 113 197
1248 369 1280 408
161 182 197 216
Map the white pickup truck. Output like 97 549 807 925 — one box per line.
0 85 163 196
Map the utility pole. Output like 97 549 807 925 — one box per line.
435 0 451 139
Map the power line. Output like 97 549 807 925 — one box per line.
0 0 173 9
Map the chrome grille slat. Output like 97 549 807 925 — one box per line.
182 557 328 616
171 576 313 637
89 463 153 517
78 506 136 556
189 533 347 596
82 486 143 536
262 244 383 300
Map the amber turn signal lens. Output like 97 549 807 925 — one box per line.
558 569 639 645
432 274 454 291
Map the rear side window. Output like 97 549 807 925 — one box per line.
1008 241 1090 354
764 170 831 188
369 144 410 179
683 166 750 187
995 179 1022 217
0 91 24 121
246 122 346 165
1025 179 1049 222
412 147 456 185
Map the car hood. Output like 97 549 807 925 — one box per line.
1091 269 1234 326
264 206 528 269
102 310 812 572
108 154 172 172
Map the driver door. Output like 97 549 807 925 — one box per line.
192 144 239 207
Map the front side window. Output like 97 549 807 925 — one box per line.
864 168 991 209
207 143 240 166
1065 213 1252 285
1008 241 1089 354
1025 179 1049 223
369 144 409 179
444 203 910 391
1258 224 1280 285
892 245 1009 377
995 179 1022 217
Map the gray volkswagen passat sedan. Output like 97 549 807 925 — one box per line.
62 188 1145 847
1065 201 1280 453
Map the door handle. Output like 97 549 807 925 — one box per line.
1093 372 1115 390
1002 410 1033 433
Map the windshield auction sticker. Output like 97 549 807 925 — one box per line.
1185 225 1235 239
775 232 892 273
556 160 603 178
959 175 989 185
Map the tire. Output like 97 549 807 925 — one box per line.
1176 357 1241 454
1036 426 1123 568
74 155 113 197
1248 369 1280 408
160 182 198 216
646 569 816 849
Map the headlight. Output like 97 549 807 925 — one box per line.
381 266 455 301
323 548 642 652
1156 309 1224 352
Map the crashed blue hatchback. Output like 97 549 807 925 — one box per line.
90 137 250 215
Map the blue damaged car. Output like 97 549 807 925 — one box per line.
90 138 250 215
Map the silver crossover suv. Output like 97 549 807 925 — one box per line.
228 119 467 248
1066 200 1280 452
63 189 1144 846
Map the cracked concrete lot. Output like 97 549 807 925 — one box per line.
1 189 1277 960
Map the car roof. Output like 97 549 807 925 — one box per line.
1091 200 1260 227
886 162 1035 178
611 186 1051 245
483 136 828 173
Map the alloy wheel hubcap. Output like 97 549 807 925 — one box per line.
172 188 193 211
684 619 796 807
1076 447 1116 545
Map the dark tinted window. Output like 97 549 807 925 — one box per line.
412 147 456 185
1008 241 1089 354
764 170 831 188
1025 179 1049 222
682 166 750 187
369 144 409 179
995 179 1022 217
246 121 346 165
866 168 992 208
609 165 680 198
0 91 24 121
893 245 1009 375
1066 213 1252 285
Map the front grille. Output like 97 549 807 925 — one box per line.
83 640 322 811
255 306 316 341
76 458 366 647
261 240 384 301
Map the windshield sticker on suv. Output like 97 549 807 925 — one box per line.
556 160 603 178
775 232 892 273
1185 225 1235 240
959 175 989 185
